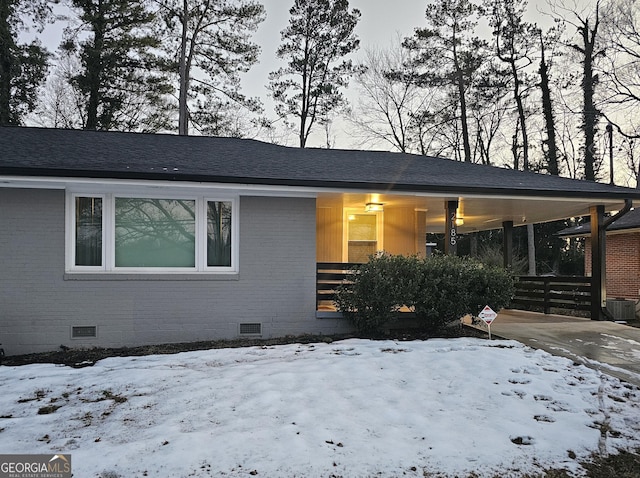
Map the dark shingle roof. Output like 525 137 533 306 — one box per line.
557 207 640 236
1 126 640 199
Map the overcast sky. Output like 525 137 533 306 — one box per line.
248 0 424 79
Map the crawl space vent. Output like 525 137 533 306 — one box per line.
239 323 262 335
71 326 97 338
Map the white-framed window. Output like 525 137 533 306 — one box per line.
343 208 383 263
67 192 238 273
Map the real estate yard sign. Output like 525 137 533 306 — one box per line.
478 306 497 339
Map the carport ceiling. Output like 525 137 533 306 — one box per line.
319 192 629 233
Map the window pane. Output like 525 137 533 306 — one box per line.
349 214 377 241
207 201 232 267
75 197 102 266
348 214 378 263
115 198 196 267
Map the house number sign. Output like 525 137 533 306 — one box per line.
445 200 459 255
449 211 458 246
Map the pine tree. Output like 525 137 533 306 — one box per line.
0 0 51 125
158 0 265 136
269 0 361 148
69 0 171 131
404 0 486 163
486 0 537 172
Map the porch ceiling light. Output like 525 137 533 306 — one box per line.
365 202 384 212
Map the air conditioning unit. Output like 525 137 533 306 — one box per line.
606 299 636 321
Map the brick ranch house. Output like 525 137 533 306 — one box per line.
2 126 639 355
558 208 640 318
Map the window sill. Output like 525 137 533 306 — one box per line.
64 272 240 281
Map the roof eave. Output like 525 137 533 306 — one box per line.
2 167 639 201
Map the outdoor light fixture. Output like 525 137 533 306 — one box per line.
455 217 464 226
365 202 384 212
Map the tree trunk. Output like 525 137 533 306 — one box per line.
581 20 598 182
539 33 559 176
0 0 12 125
178 0 189 136
452 35 472 163
470 233 478 257
511 121 520 169
84 1 105 130
512 66 529 171
527 223 536 276
457 70 472 163
0 49 11 125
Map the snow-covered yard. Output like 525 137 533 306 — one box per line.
1 338 639 477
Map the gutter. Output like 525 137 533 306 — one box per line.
603 198 633 229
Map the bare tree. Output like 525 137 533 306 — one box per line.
468 73 510 166
486 0 540 172
600 0 640 154
349 38 438 153
538 27 562 176
550 0 606 181
404 0 487 163
29 45 85 128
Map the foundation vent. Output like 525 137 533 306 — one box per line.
71 326 97 339
239 323 262 336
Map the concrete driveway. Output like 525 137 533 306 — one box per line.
471 309 640 387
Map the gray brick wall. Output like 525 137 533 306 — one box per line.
0 188 351 355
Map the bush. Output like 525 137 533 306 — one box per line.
334 254 514 333
414 254 514 331
334 254 421 332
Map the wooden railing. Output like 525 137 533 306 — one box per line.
316 264 594 316
316 262 357 309
510 276 592 314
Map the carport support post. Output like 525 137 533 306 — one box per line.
502 221 514 269
444 200 459 255
590 205 607 321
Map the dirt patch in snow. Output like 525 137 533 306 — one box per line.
2 322 488 368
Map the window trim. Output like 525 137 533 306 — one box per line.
342 208 384 263
66 192 239 274
68 193 106 272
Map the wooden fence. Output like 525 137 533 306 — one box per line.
316 262 357 309
510 276 592 314
316 263 593 315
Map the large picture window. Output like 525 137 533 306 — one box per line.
68 193 237 273
115 198 196 268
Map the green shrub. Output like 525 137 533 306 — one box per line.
414 254 514 331
334 254 421 332
334 253 514 333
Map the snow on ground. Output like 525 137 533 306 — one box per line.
1 338 640 478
